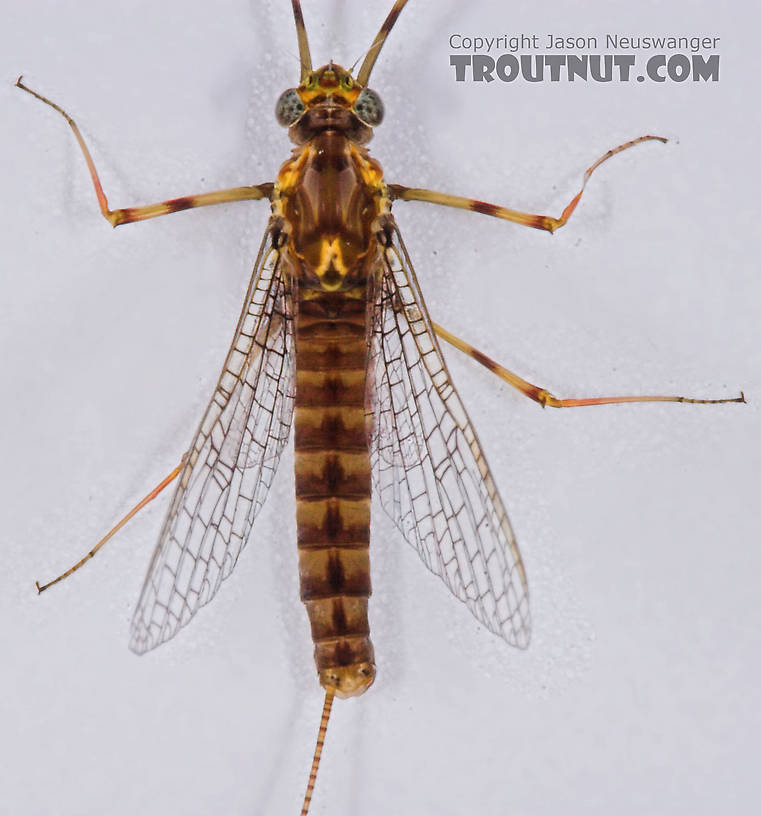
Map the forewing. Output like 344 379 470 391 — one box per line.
369 222 531 647
130 232 294 654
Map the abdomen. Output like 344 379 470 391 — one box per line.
294 292 376 697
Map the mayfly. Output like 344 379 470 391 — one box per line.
17 1 744 812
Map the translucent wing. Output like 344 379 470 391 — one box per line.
130 230 295 654
368 221 531 647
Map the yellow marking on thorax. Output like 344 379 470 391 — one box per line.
276 145 313 193
315 238 350 290
351 144 385 190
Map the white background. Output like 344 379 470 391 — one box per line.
2 1 759 814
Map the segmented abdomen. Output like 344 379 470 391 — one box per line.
294 294 374 674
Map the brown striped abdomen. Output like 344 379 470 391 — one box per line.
294 293 376 697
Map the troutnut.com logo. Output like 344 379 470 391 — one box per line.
449 33 720 82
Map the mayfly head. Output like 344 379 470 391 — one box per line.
280 0 405 140
276 64 384 145
276 63 384 126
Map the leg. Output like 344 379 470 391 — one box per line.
35 456 185 594
433 323 745 408
389 135 667 234
16 77 273 227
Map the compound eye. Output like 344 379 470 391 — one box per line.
275 88 305 126
353 87 384 126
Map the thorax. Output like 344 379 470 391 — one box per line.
275 131 385 293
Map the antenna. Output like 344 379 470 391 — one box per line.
291 0 313 82
300 689 335 816
356 0 410 87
